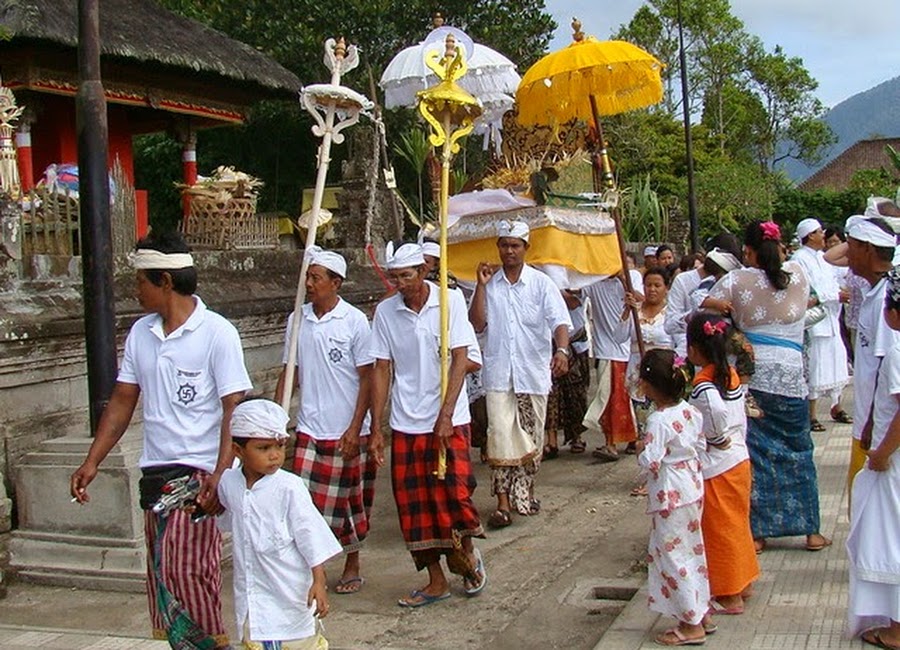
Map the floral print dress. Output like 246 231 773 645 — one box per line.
638 401 710 625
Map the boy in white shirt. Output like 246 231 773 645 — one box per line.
218 399 342 649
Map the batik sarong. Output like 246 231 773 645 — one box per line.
293 432 376 553
646 500 710 626
145 509 227 647
747 389 821 538
390 426 484 572
545 351 589 443
702 460 759 597
486 391 547 515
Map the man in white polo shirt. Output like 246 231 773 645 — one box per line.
70 231 252 648
469 220 572 528
275 246 380 596
371 242 486 608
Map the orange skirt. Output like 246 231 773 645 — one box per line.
702 460 760 597
600 360 637 444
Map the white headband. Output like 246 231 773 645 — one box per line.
643 246 658 257
848 218 897 249
497 220 530 242
422 241 441 258
231 400 290 440
796 218 821 241
706 248 741 273
305 245 347 278
131 249 194 270
385 242 425 270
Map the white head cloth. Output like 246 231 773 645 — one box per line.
706 248 741 273
305 245 347 278
131 249 194 270
385 242 425 270
231 400 290 440
847 217 898 248
422 241 441 258
796 218 822 241
643 245 658 258
497 220 530 242
865 196 897 216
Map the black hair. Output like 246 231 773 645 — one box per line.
679 252 702 272
824 227 845 243
135 231 198 296
705 233 743 262
655 244 673 258
686 314 732 396
703 256 724 277
744 220 790 291
638 348 686 403
644 265 671 288
867 217 898 262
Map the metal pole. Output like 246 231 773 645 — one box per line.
677 0 700 253
77 0 117 433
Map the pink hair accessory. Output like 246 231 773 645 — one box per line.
703 320 727 336
760 221 781 241
673 355 686 369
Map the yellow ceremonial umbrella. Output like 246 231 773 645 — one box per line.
516 18 664 353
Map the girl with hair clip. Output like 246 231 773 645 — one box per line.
702 220 829 554
687 314 759 618
635 349 712 646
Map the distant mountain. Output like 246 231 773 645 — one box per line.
780 75 900 183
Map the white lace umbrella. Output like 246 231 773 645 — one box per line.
380 26 520 109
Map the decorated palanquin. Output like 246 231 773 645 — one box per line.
0 0 300 240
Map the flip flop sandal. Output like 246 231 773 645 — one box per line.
464 548 487 596
569 440 587 454
630 485 649 497
806 536 833 552
831 410 853 424
708 599 744 615
487 509 512 528
592 447 620 462
528 498 541 514
862 629 900 650
334 576 365 595
397 589 451 608
810 419 826 432
703 621 718 635
654 627 706 646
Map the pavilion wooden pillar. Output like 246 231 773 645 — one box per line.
15 118 34 192
181 130 197 220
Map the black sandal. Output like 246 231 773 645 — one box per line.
487 509 512 528
831 409 853 424
542 445 559 460
810 419 826 432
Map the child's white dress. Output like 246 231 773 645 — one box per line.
639 402 711 626
219 468 342 646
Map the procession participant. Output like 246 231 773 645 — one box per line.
791 218 850 431
655 244 676 268
544 288 590 457
218 399 342 649
641 245 658 273
469 220 572 527
846 267 900 647
582 268 644 462
370 242 486 607
274 246 380 595
70 232 252 648
845 216 899 499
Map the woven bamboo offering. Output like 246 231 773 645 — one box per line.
180 167 276 250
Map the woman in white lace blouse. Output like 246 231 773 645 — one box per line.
704 220 831 554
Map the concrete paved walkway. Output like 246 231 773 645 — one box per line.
595 416 867 650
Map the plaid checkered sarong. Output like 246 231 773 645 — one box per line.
391 426 484 570
293 432 377 553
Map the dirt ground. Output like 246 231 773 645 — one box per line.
0 442 651 649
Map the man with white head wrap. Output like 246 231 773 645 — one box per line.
370 241 486 607
274 246 378 595
218 398 342 648
791 218 850 431
469 220 572 527
844 216 900 500
70 231 252 648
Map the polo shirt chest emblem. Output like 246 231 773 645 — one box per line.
328 347 343 363
175 368 201 405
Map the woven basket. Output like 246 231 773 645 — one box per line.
183 196 276 250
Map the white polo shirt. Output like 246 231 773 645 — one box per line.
218 468 342 642
854 276 899 440
281 298 373 440
665 268 703 357
480 264 572 395
370 281 478 434
118 296 253 472
583 270 644 362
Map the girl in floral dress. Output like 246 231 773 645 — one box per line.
636 349 711 646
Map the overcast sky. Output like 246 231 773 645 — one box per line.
546 0 900 108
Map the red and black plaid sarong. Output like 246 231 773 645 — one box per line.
293 432 378 552
391 425 484 570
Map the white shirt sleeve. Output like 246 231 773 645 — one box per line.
887 344 900 397
369 304 393 361
449 290 478 351
544 281 574 333
215 469 236 534
280 312 295 365
695 386 728 445
665 274 689 337
351 312 374 367
117 328 139 385
637 413 667 471
287 478 343 569
210 323 253 398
